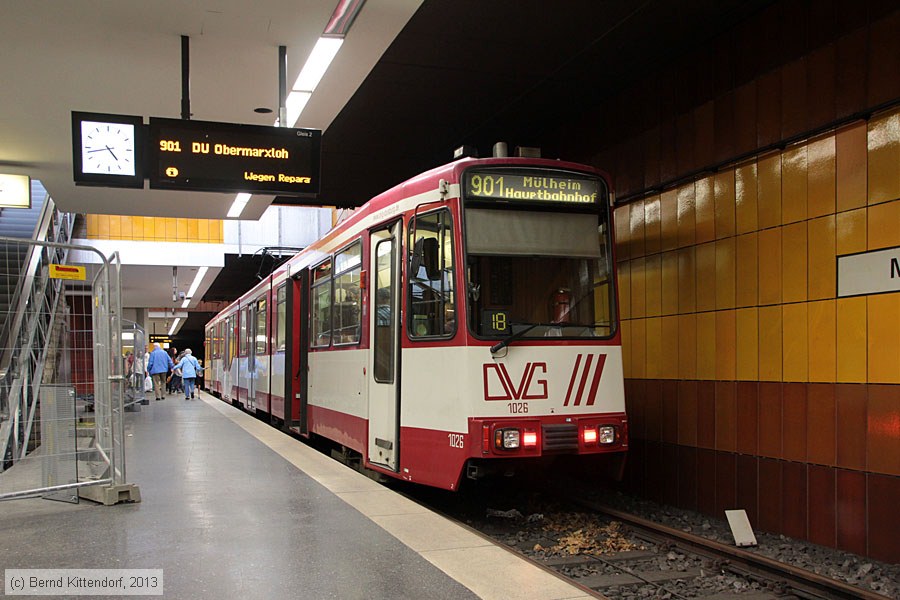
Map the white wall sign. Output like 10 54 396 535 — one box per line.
148 310 188 319
0 174 31 208
837 246 900 297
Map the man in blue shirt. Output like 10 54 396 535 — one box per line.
146 343 173 401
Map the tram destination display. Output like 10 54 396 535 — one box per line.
464 169 602 205
148 118 321 195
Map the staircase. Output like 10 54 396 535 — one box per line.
0 180 75 469
0 181 46 333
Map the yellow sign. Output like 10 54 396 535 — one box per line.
49 264 86 280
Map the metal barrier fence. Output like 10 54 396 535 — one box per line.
122 320 147 410
0 237 140 505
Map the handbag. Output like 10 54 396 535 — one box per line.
143 375 153 392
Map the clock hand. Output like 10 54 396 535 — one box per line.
86 148 109 153
105 146 119 161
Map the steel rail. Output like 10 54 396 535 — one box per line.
570 498 889 600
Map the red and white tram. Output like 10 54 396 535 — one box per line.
205 152 627 490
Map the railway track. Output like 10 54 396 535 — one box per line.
409 484 892 600
561 497 890 600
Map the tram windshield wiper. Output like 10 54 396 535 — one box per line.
490 322 599 354
491 323 543 354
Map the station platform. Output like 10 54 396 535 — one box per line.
0 390 596 599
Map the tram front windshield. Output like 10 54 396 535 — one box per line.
463 169 616 340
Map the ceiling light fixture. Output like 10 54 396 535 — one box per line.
292 37 343 95
181 266 209 308
168 318 181 336
323 0 365 36
284 92 312 129
226 192 251 218
234 1 364 218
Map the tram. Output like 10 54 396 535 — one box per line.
205 148 627 490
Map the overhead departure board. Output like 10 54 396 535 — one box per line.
148 118 321 195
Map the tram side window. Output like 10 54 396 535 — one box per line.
255 298 267 355
408 210 455 338
374 238 395 383
227 315 236 363
311 260 332 347
275 284 286 352
334 242 362 345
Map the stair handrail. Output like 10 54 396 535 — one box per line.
0 198 75 467
0 198 71 373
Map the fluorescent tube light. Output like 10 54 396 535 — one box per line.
186 267 208 298
285 92 312 128
168 318 181 336
181 266 209 308
293 37 343 92
227 193 251 218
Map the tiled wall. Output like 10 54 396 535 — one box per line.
563 5 900 204
85 214 224 243
617 114 900 384
562 4 900 564
614 109 900 563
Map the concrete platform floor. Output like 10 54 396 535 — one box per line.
0 390 595 600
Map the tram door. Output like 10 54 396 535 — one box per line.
247 300 259 410
368 221 401 471
224 315 233 399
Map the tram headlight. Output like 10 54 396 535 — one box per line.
598 426 616 444
494 428 520 449
583 425 616 445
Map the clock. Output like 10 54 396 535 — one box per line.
72 111 145 188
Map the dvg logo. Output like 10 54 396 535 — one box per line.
483 363 548 401
482 354 608 404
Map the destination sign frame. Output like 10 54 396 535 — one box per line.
463 168 603 206
148 118 321 196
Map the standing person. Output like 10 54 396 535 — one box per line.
174 348 203 400
146 343 173 401
167 347 183 395
165 347 175 394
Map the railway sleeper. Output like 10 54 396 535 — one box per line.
544 550 657 569
577 567 701 589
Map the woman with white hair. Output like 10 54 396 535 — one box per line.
173 348 204 400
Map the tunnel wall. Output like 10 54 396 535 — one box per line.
558 2 900 562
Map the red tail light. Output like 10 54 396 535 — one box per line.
522 429 537 448
582 427 598 444
482 425 491 453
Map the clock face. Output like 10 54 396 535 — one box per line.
80 120 136 176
